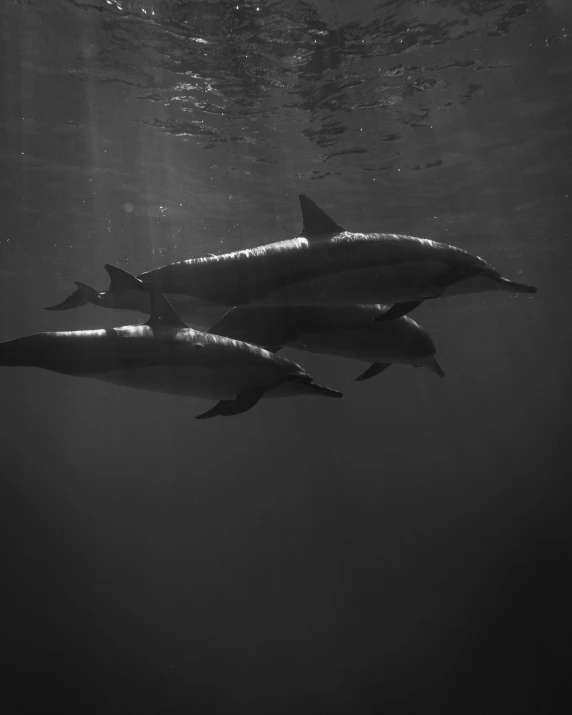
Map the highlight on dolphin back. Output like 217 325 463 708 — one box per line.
46 194 537 322
1 292 342 419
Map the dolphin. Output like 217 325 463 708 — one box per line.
206 304 445 381
2 294 342 419
46 194 536 320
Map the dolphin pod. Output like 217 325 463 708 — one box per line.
2 195 536 418
50 271 445 381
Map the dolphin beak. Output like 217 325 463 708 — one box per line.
494 276 537 294
306 381 343 398
426 357 445 377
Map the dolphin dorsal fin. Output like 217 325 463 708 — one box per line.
298 194 345 239
104 264 144 293
146 292 189 330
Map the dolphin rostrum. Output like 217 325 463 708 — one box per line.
2 293 342 419
46 195 536 319
206 304 445 381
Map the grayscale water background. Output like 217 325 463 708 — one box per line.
1 1 571 712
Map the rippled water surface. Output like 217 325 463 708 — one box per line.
1 1 571 713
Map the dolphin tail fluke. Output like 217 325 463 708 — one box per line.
74 281 100 302
374 300 424 322
45 281 98 311
195 385 267 419
355 362 391 382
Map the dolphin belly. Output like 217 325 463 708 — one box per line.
83 365 335 401
82 364 287 400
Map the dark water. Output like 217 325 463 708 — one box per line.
1 1 571 712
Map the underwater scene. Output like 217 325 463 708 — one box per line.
1 0 571 712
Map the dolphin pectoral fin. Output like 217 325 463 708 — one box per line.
195 385 268 420
194 373 334 420
374 300 424 322
195 402 230 420
104 264 146 294
355 362 391 382
74 281 100 303
298 195 346 238
45 286 91 311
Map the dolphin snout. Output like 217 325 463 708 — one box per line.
293 375 343 398
494 276 537 294
309 382 343 398
425 357 445 377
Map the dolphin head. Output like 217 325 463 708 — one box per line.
439 263 537 298
399 318 445 377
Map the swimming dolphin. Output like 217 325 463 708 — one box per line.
206 304 445 381
2 294 342 419
46 194 536 319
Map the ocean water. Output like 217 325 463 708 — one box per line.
1 1 571 712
